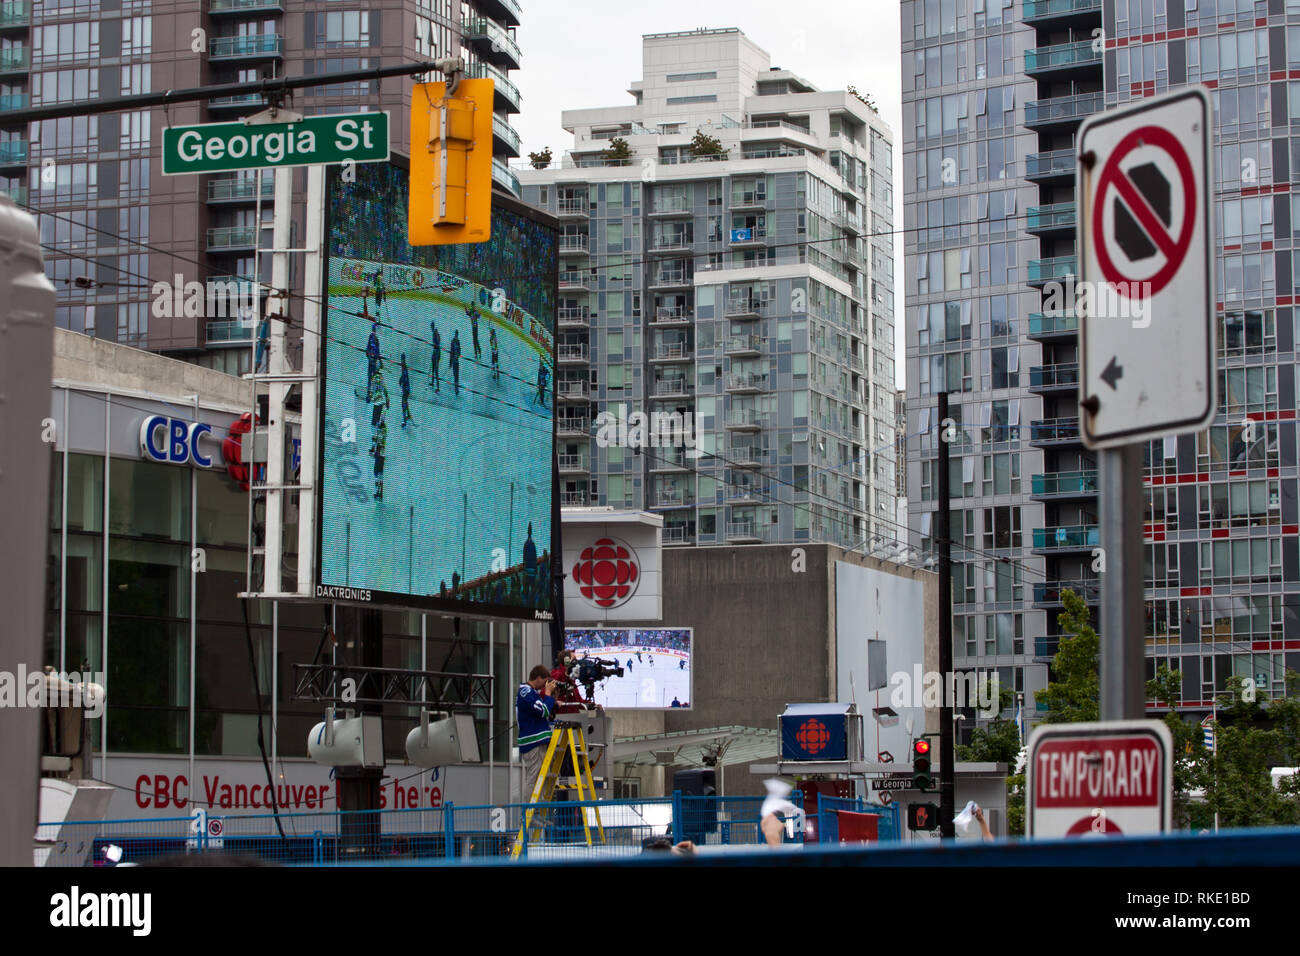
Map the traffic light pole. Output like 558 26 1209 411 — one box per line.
936 392 956 839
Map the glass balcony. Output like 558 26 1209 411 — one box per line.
207 176 274 202
650 196 692 217
0 2 30 28
558 307 590 327
557 199 589 217
1031 470 1098 498
724 298 768 318
561 491 588 507
0 183 27 204
558 271 591 291
205 319 255 344
1028 363 1080 391
725 334 763 357
0 139 26 165
557 454 588 473
1032 525 1100 550
1027 311 1079 338
650 270 692 289
1033 636 1063 661
557 380 589 400
726 520 769 542
1033 580 1101 605
491 158 519 196
1029 416 1081 444
651 378 693 398
209 35 283 60
557 414 589 436
467 60 520 113
725 372 768 393
1023 0 1102 23
663 526 695 545
476 0 521 27
651 342 692 362
558 234 590 254
0 92 28 111
1025 148 1077 181
652 306 692 325
1026 201 1077 233
1027 256 1077 285
463 18 521 69
1025 39 1102 75
1024 91 1104 129
654 487 694 508
206 226 258 250
557 343 588 363
210 0 283 11
209 93 266 110
725 410 765 430
0 46 27 72
492 114 521 156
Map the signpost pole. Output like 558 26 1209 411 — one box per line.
261 165 293 595
1098 445 1145 720
935 391 955 839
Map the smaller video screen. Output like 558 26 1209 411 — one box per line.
562 628 692 710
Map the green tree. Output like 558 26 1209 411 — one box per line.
527 147 552 169
1036 588 1100 723
1146 664 1212 829
689 129 727 159
602 137 632 166
957 681 1025 834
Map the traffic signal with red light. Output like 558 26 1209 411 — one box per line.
911 737 933 792
908 802 940 831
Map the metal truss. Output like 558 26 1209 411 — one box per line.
292 663 493 710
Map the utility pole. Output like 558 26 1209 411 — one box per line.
935 391 956 839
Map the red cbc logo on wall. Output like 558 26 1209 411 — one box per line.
572 537 640 609
796 718 831 756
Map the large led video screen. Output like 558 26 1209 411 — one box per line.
564 628 692 710
317 160 557 619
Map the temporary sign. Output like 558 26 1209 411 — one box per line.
1077 88 1215 449
1026 720 1172 838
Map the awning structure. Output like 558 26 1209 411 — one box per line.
610 726 781 768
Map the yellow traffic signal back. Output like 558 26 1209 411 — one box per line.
409 78 493 246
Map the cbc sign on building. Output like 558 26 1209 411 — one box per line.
561 510 663 624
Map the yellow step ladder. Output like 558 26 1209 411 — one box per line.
511 722 605 859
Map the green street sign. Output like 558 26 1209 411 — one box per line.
162 111 389 175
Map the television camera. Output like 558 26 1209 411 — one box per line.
566 656 624 701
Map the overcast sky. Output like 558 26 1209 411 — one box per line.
509 1 907 384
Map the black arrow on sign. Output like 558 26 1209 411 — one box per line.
1100 356 1123 390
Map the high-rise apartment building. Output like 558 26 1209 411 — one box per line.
903 0 1300 734
0 0 523 373
519 27 898 548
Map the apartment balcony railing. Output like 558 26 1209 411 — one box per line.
662 526 695 545
557 199 589 218
0 2 29 28
651 235 693 253
1027 256 1077 285
1033 580 1101 606
207 176 275 202
835 210 863 233
557 454 588 472
468 60 520 113
724 410 765 430
654 489 694 508
561 491 588 507
650 270 692 289
1034 635 1064 661
206 226 258 250
1030 470 1098 498
725 520 769 542
1028 362 1080 391
1026 201 1077 232
1025 147 1077 181
209 93 266 109
476 0 522 27
463 18 521 69
725 299 768 319
651 342 692 362
1032 525 1100 551
1029 416 1081 444
210 0 283 12
0 184 27 204
0 45 27 72
1025 39 1102 75
1027 311 1079 338
650 450 690 472
650 196 692 217
729 228 768 247
557 344 588 362
492 114 521 156
209 34 283 60
557 415 590 436
0 139 26 165
1024 91 1105 129
559 234 590 253
725 372 768 393
725 334 763 357
727 483 769 503
0 92 28 111
651 379 693 398
557 381 589 399
729 446 763 466
491 158 520 195
729 193 767 210
558 307 590 327
1023 0 1102 23
559 272 591 291
205 319 255 344
652 307 692 325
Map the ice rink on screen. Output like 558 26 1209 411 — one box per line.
318 259 554 598
574 647 692 710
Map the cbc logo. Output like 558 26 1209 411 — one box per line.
572 536 640 609
140 415 218 468
796 718 830 756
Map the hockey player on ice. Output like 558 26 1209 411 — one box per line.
429 319 442 391
399 355 412 428
450 330 462 396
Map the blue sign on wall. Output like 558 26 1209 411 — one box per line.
781 712 848 761
730 228 752 242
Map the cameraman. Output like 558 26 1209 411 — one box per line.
517 666 557 799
